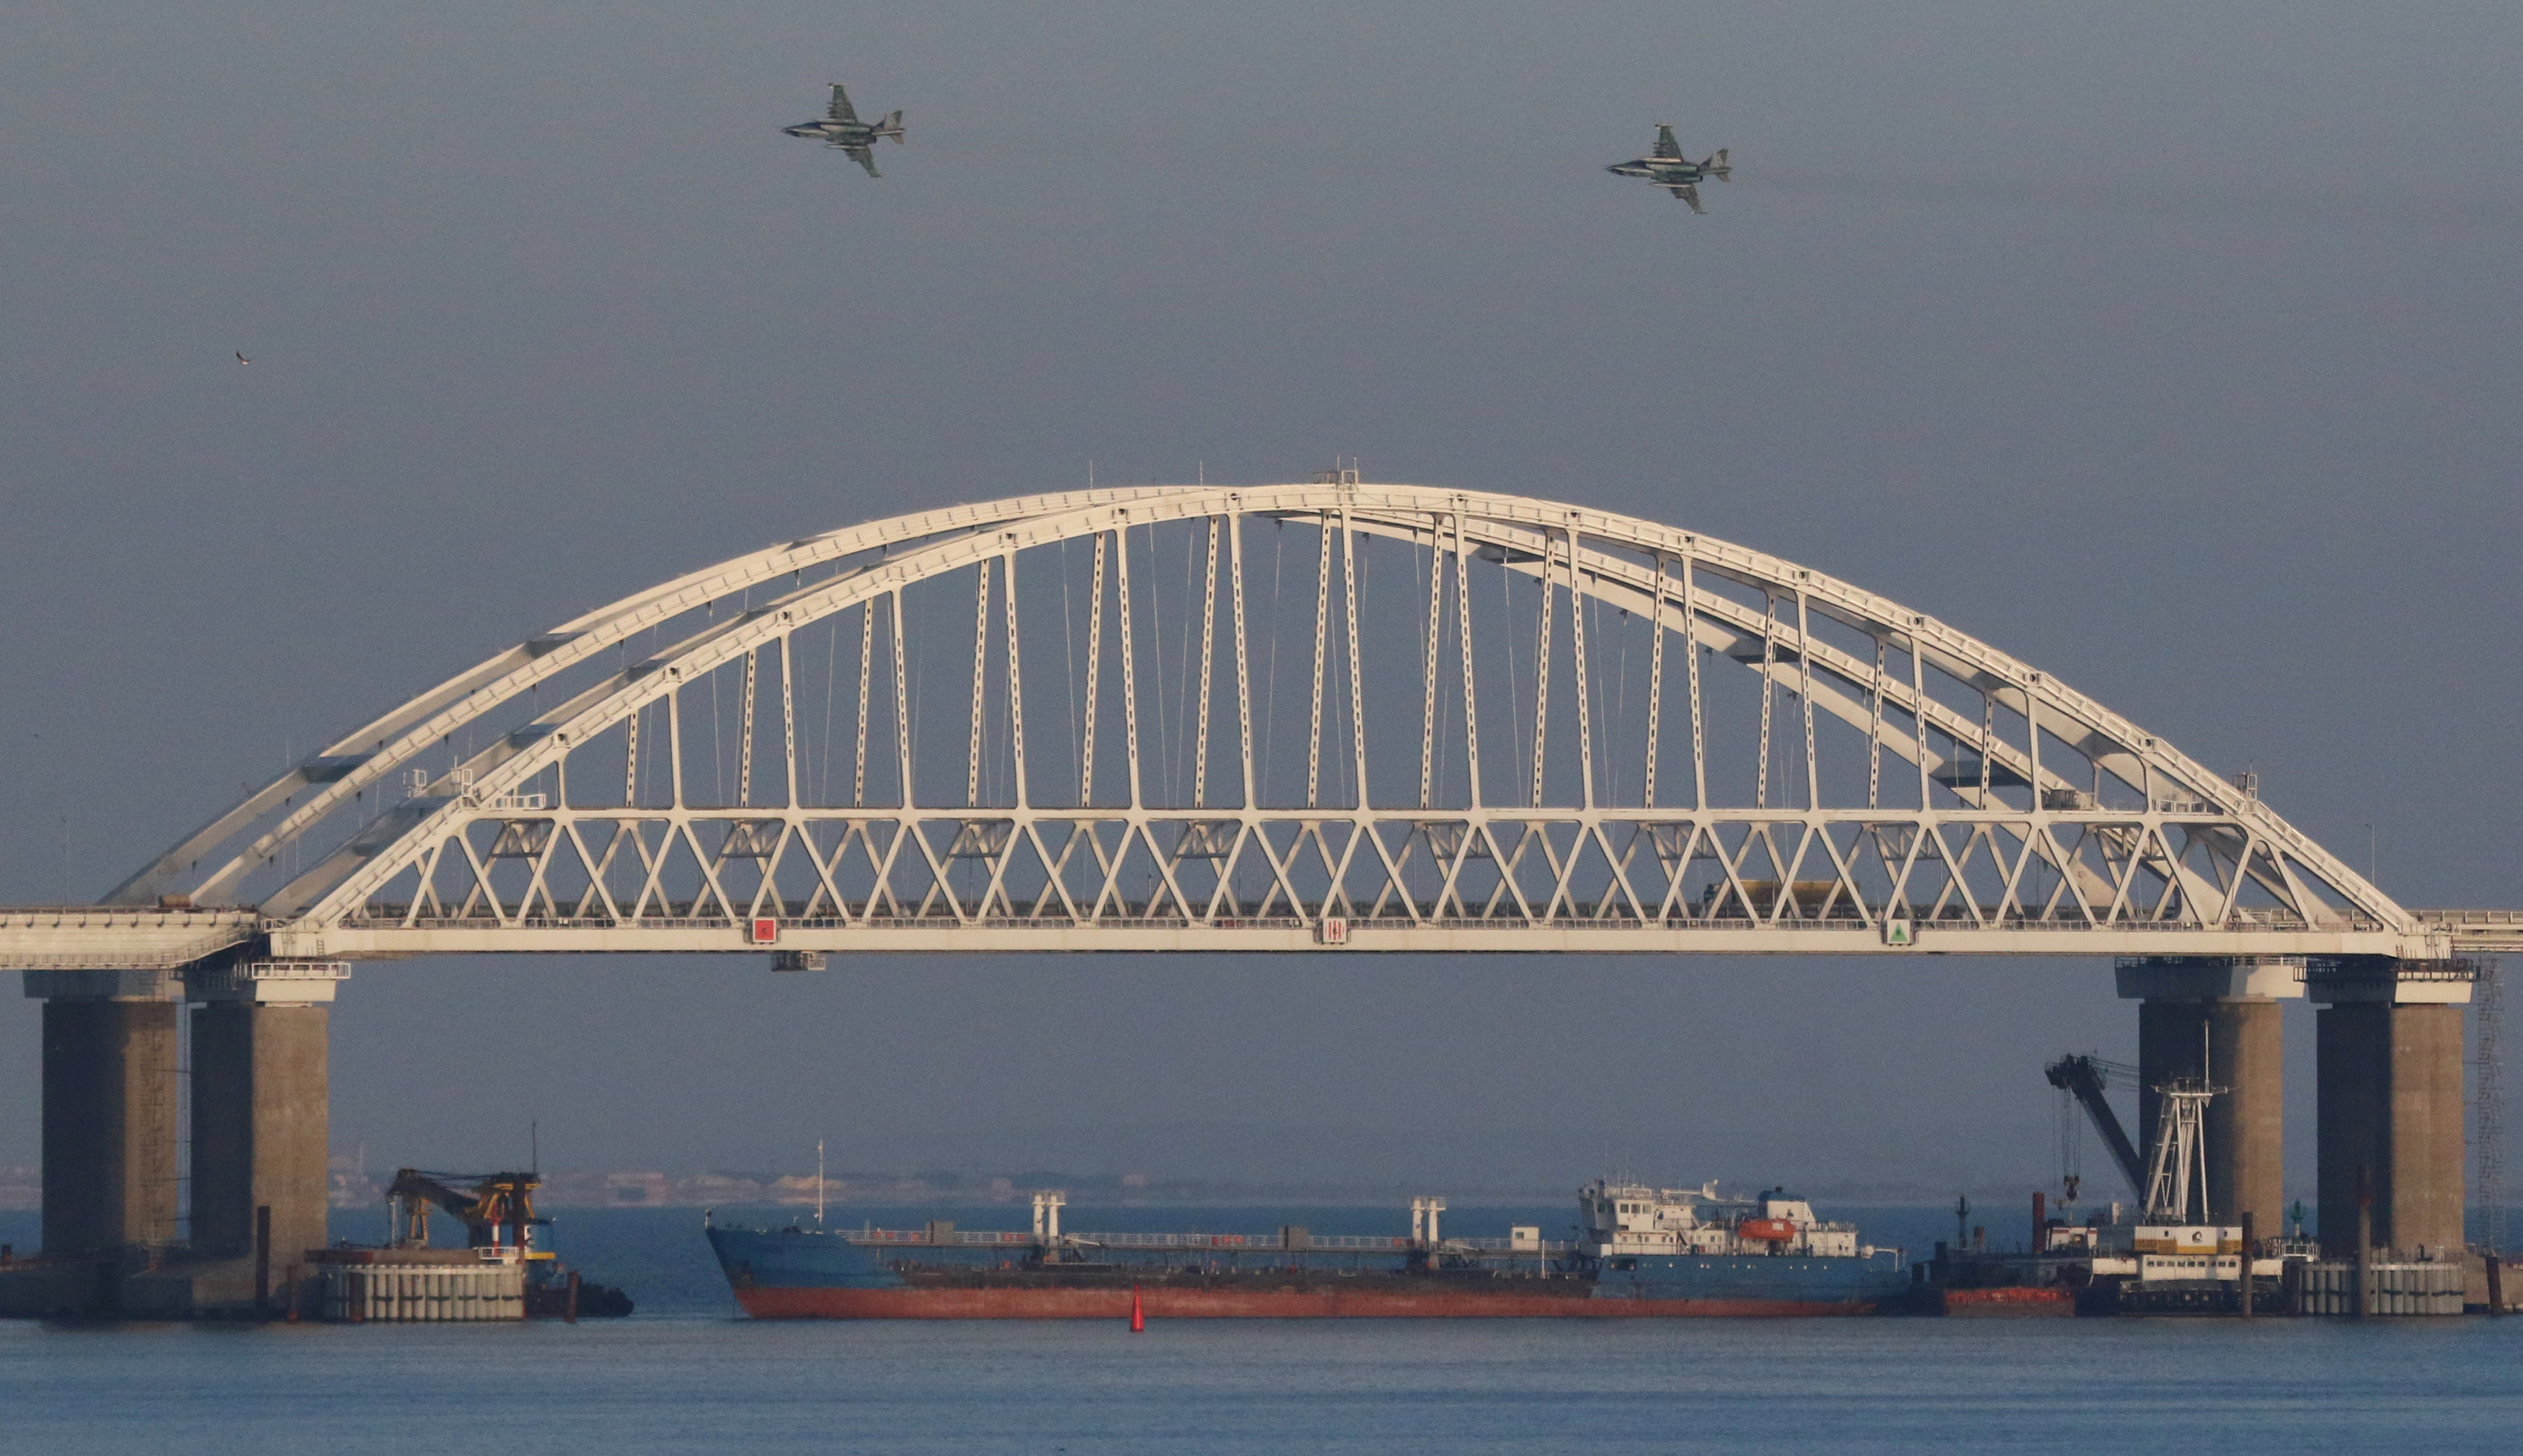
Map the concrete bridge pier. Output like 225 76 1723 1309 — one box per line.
26 969 185 1261
10 959 342 1316
182 960 342 1312
2313 958 2471 1260
2116 956 2297 1230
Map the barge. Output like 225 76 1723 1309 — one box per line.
706 1180 1911 1318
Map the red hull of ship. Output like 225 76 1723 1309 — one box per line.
1933 1286 2075 1317
732 1287 1879 1319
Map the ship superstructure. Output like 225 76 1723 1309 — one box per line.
1579 1181 1869 1259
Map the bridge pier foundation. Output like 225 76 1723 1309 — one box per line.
26 970 184 1259
188 1002 330 1275
183 962 342 1312
9 961 342 1317
2313 959 2471 1260
2116 957 2297 1228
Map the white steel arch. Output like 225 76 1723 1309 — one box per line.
101 481 2435 961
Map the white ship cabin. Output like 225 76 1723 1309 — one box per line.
2085 1222 2253 1283
1579 1181 1861 1258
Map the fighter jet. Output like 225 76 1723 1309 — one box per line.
782 84 904 177
1605 125 1731 212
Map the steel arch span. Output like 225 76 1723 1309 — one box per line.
96 480 2442 962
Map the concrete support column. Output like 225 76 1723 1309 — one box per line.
2137 997 2284 1228
2314 961 2470 1259
33 981 182 1256
189 1001 331 1269
2116 957 2299 1229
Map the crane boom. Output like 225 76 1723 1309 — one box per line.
2044 1055 2147 1198
385 1167 548 1251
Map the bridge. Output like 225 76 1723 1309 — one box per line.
3 479 2511 1313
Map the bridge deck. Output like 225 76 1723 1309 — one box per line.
5 904 2505 967
2415 909 2523 954
0 907 261 971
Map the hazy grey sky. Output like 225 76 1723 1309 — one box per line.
4 1 2518 1197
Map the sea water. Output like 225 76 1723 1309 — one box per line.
6 1204 2522 1453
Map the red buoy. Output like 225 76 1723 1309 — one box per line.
1130 1284 1145 1332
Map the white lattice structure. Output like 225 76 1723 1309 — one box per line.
30 480 2493 964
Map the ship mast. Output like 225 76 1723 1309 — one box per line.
2141 1027 2225 1225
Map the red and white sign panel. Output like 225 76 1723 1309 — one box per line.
750 918 779 945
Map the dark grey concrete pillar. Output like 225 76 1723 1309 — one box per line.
2116 958 2297 1228
37 993 181 1256
2315 970 2468 1260
2137 996 2284 1229
190 1002 331 1269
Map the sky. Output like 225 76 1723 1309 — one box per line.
3 1 2519 1204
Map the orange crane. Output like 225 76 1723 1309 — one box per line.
385 1168 550 1254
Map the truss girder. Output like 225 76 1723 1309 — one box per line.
105 483 2418 957
301 808 2394 938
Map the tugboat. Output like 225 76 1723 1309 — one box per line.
1570 1179 1915 1313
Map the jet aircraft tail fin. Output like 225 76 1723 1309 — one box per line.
1703 148 1731 180
881 110 905 141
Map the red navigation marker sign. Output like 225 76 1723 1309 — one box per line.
749 918 779 945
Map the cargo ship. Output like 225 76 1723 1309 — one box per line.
706 1179 1910 1318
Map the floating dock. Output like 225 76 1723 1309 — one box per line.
313 1248 526 1323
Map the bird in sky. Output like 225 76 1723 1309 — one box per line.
234 351 251 364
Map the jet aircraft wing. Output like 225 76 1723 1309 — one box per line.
828 84 859 123
844 143 880 178
1653 124 1683 160
1669 183 1703 213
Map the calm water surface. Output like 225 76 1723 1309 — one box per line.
6 1206 2520 1452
